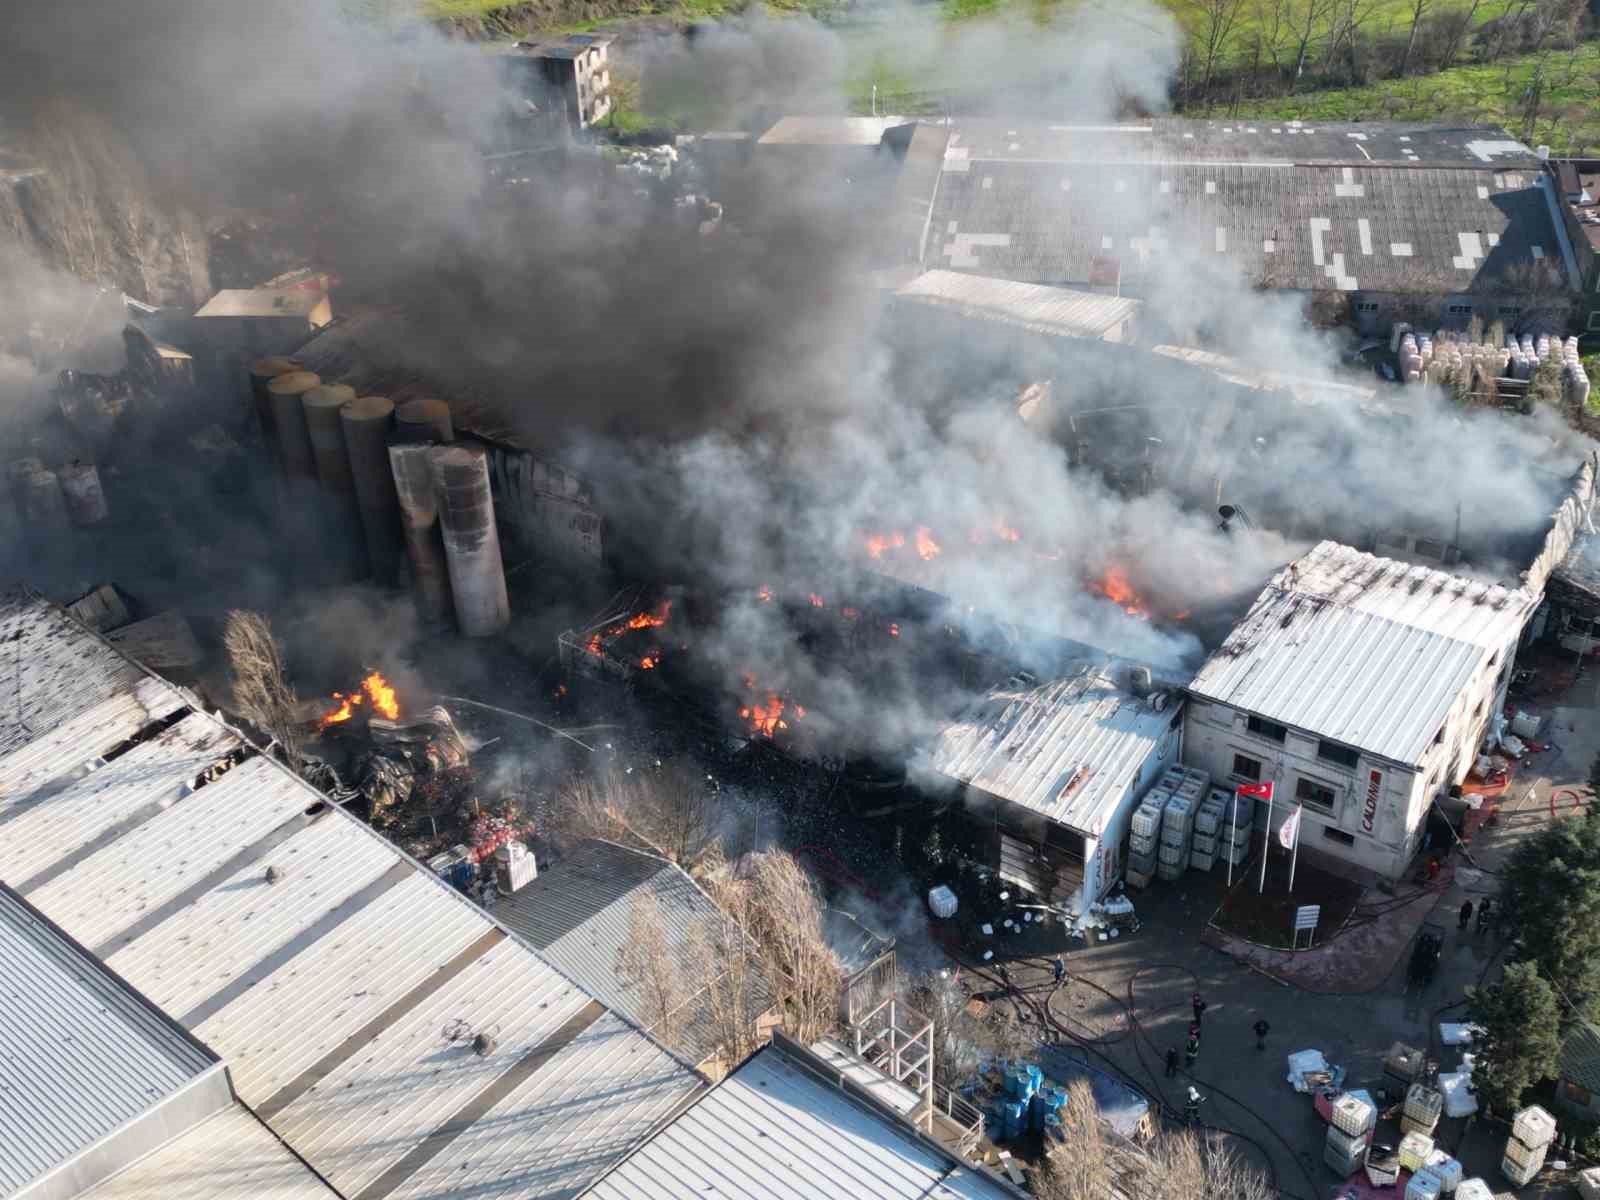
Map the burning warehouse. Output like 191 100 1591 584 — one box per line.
920 661 1183 919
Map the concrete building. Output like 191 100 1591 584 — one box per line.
1550 157 1600 334
907 119 1579 335
1184 542 1538 880
0 589 704 1200
922 662 1184 914
495 838 779 1077
499 34 614 132
581 1034 1022 1199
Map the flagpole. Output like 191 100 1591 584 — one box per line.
1228 788 1240 887
1288 811 1300 893
1258 783 1272 895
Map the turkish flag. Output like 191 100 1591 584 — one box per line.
1236 780 1274 801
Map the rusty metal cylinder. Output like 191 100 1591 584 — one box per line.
248 356 302 448
266 371 321 480
59 462 108 526
301 383 357 492
388 441 451 622
394 397 453 443
340 395 403 583
429 444 509 637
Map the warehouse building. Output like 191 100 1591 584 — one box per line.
0 590 703 1200
1183 542 1538 880
921 661 1184 915
913 119 1579 335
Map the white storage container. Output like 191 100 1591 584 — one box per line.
1324 1135 1365 1176
1189 850 1214 871
1192 830 1218 854
928 886 958 918
1158 841 1187 866
1405 1173 1440 1200
1401 1114 1438 1137
1502 1147 1544 1187
1512 1104 1556 1149
1156 861 1185 881
1131 805 1163 839
1194 808 1220 835
1128 850 1157 875
1326 1124 1369 1157
1453 1181 1491 1200
1405 1084 1443 1124
1331 1093 1375 1136
1158 768 1185 791
1163 793 1194 821
1222 840 1251 865
1421 1150 1460 1192
1184 766 1211 790
1125 867 1154 890
1177 778 1205 803
1576 1164 1600 1200
1504 1130 1547 1169
1398 1132 1433 1171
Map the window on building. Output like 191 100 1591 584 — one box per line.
1323 827 1356 847
1247 715 1288 743
1232 753 1262 781
1447 302 1473 317
1415 538 1446 561
1317 740 1360 768
1296 777 1338 813
1355 301 1379 314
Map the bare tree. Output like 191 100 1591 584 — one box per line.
1283 0 1341 89
552 763 720 870
686 863 769 1076
1396 0 1431 75
223 610 303 773
615 890 687 1052
1186 0 1251 99
1035 1081 1114 1200
733 850 841 1044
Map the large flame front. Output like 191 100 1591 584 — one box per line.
1089 565 1150 618
319 671 400 728
586 600 672 657
738 673 806 738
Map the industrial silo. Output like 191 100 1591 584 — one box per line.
340 395 403 583
429 444 509 636
248 356 302 448
388 440 452 622
301 383 357 492
395 397 453 443
265 371 321 480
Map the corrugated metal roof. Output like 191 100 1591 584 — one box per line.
0 590 703 1200
193 288 326 319
77 1106 337 1200
926 663 1179 833
583 1042 1017 1200
1187 541 1536 765
1560 1022 1600 1094
896 270 1140 341
0 885 217 1196
495 840 775 1067
757 116 912 147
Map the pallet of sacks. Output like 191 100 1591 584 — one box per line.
1502 1103 1555 1187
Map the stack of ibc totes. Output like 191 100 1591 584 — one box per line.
1157 792 1195 881
1401 1083 1443 1137
1324 1094 1375 1177
1127 790 1168 888
1191 794 1225 871
1502 1104 1556 1186
1217 785 1255 866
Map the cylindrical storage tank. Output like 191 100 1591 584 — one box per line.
266 371 321 480
59 462 108 526
389 441 452 622
302 383 357 492
248 357 302 448
430 444 509 637
340 395 403 582
21 465 69 532
395 397 453 443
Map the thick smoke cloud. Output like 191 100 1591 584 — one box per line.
0 0 1587 756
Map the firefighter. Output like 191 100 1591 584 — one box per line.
1184 1086 1205 1126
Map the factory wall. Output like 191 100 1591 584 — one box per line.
484 444 603 565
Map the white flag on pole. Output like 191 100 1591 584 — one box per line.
1278 805 1303 850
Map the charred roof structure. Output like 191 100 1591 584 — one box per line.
1184 541 1538 879
904 118 1578 330
0 589 703 1200
582 1034 1023 1200
494 838 778 1074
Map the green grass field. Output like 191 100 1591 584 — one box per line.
1228 41 1600 155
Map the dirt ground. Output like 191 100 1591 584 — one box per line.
973 664 1600 1200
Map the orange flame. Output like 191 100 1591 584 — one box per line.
757 585 773 603
318 670 399 728
915 527 942 560
865 531 906 559
809 593 825 608
640 653 660 670
586 600 673 656
738 674 796 737
1089 565 1149 618
888 622 900 637
993 518 1021 542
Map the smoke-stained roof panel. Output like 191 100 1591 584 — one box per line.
926 663 1180 835
0 590 704 1200
1187 542 1536 765
894 270 1140 341
927 124 1567 294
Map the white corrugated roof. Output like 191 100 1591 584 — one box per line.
1188 541 1537 765
583 1043 1016 1200
925 664 1178 834
0 590 703 1200
0 886 218 1197
77 1106 337 1200
756 116 909 146
896 270 1140 341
